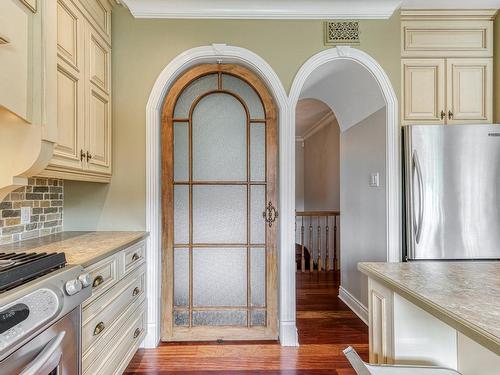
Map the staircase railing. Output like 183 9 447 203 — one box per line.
295 211 340 272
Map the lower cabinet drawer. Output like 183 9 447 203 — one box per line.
83 301 146 375
84 254 119 306
82 265 145 352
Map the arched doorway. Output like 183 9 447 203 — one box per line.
290 46 400 323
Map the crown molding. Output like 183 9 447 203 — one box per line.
400 9 499 20
298 111 335 142
120 0 400 19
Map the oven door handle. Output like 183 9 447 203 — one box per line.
19 331 66 375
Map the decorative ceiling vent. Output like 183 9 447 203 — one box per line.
324 21 360 46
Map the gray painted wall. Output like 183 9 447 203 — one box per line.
303 121 340 211
340 107 387 308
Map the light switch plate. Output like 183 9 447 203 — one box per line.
369 172 380 187
21 206 31 224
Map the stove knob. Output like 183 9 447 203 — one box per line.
65 279 83 296
78 273 92 288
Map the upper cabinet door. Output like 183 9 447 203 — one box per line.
0 0 36 122
85 24 111 174
53 0 85 170
446 58 492 124
402 59 445 125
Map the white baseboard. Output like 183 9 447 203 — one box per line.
279 321 299 346
141 322 160 348
339 286 368 325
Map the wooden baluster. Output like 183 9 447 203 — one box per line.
308 218 314 272
325 216 331 272
300 216 305 272
333 215 338 271
316 217 322 272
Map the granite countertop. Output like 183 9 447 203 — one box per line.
0 231 148 267
358 261 500 355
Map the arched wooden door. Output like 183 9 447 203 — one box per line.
161 64 278 341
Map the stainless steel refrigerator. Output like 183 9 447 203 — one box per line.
403 124 500 260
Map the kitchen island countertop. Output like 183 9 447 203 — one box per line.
358 261 500 356
0 231 148 267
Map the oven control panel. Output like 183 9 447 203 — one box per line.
0 288 59 352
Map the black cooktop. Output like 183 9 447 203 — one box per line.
0 252 66 293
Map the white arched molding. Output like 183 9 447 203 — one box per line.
144 44 299 348
288 46 401 266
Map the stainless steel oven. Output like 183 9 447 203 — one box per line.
0 265 91 375
2 307 80 374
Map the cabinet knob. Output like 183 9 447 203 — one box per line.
80 149 85 162
133 328 141 339
86 151 92 162
92 275 104 288
440 110 446 120
93 322 105 336
448 110 454 120
132 287 140 297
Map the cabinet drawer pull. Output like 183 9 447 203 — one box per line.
92 275 104 288
132 287 140 297
93 322 105 336
132 253 140 262
133 328 141 339
0 35 10 45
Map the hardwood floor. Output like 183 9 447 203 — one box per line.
124 271 368 374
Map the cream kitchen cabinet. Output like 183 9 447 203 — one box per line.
82 240 147 375
40 0 113 182
446 58 492 124
402 59 445 124
0 0 58 199
400 10 495 126
402 58 492 125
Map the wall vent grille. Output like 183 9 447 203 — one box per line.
324 21 360 45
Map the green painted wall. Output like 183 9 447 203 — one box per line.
64 8 401 230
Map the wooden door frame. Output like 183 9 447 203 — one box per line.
161 64 278 341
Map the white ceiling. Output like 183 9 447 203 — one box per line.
299 59 385 132
120 0 500 19
296 99 334 138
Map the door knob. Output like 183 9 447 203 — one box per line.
262 201 278 228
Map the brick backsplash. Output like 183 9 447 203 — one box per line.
0 178 63 245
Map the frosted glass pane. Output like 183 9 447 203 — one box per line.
193 310 246 326
174 122 188 181
250 186 265 244
251 248 265 307
174 74 217 118
222 74 264 119
174 185 189 244
174 248 189 306
250 123 265 181
174 310 189 326
251 310 266 326
192 93 246 181
193 248 247 307
193 185 247 243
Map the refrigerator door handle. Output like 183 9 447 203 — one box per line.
412 150 424 244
